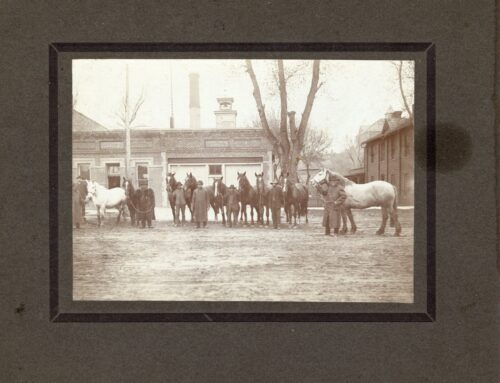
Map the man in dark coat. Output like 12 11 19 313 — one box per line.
322 178 347 237
268 181 283 229
136 185 155 228
191 180 209 228
72 182 83 229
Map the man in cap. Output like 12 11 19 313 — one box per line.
173 181 186 226
268 180 284 229
191 180 210 228
322 176 347 237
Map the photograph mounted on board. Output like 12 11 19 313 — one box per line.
71 58 415 302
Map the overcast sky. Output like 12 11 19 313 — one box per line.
73 59 414 152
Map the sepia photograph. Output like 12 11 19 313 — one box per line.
71 58 415 302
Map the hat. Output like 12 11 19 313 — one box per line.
176 181 182 187
197 180 203 186
228 184 236 190
270 180 279 185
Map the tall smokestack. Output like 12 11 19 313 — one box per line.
189 73 200 129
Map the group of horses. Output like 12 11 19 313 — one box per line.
77 167 402 236
166 171 309 227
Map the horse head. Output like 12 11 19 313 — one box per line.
183 173 197 192
166 172 177 192
237 171 249 192
213 177 225 197
122 177 135 198
85 180 97 201
255 172 265 194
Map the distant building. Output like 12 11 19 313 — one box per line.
72 73 274 207
361 108 414 205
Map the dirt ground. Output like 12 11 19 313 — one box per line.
73 208 414 302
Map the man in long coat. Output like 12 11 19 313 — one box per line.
268 181 283 229
322 178 347 237
72 182 83 229
191 180 209 228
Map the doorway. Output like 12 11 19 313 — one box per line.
106 163 121 189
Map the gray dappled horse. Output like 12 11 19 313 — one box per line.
311 168 401 236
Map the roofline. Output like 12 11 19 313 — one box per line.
360 120 413 145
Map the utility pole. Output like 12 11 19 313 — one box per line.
125 64 131 178
169 63 174 129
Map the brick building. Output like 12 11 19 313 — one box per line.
72 110 273 207
361 109 414 205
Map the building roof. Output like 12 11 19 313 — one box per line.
360 114 412 145
72 110 109 132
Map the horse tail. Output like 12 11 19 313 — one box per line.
390 184 398 227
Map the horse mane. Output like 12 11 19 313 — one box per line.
326 169 355 186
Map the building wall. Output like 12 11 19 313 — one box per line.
73 128 273 207
363 126 414 206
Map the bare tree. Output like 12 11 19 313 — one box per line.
392 61 415 120
344 134 364 169
115 65 145 177
299 128 332 184
246 60 323 181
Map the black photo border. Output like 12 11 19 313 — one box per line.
49 42 435 322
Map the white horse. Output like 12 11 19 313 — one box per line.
311 168 401 236
85 180 127 226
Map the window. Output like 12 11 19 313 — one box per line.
78 163 90 180
390 174 395 186
404 133 410 156
380 141 385 161
391 136 396 159
370 145 375 163
209 165 222 175
107 163 120 175
380 174 385 181
137 163 149 188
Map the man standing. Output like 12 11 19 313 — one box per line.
191 180 209 228
268 181 283 229
173 181 186 226
322 177 347 237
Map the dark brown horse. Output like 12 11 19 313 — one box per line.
225 185 240 228
207 177 227 224
183 173 198 222
166 172 178 223
237 171 258 225
255 172 270 225
280 172 309 226
122 177 138 225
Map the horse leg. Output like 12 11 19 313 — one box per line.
250 205 255 225
347 208 357 233
96 205 102 227
376 206 388 235
266 205 270 225
388 204 402 236
221 203 226 225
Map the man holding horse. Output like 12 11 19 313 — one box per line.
322 177 347 237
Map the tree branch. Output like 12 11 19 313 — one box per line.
277 60 290 154
297 60 321 147
245 60 280 147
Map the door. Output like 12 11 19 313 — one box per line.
106 163 121 189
